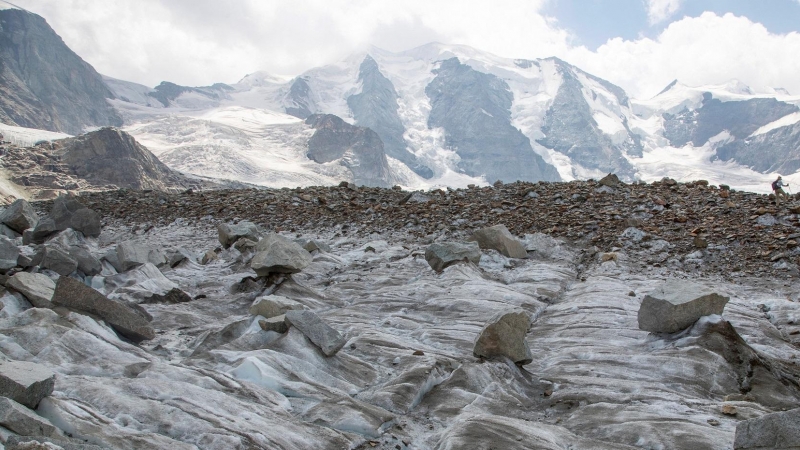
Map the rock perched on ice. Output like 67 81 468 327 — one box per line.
6 272 56 308
165 247 193 267
40 246 78 275
637 279 729 333
0 397 60 438
4 436 107 450
259 314 289 333
0 235 19 270
249 295 303 318
218 221 262 248
32 195 101 243
424 241 481 272
473 310 533 365
284 310 346 356
251 233 312 276
295 238 331 254
468 224 527 258
69 246 102 276
734 407 800 449
599 173 622 187
51 276 155 342
0 199 39 233
0 360 56 409
116 241 166 271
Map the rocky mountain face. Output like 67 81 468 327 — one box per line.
147 81 233 108
0 9 122 135
664 93 798 147
717 121 800 174
0 180 799 449
305 114 394 187
426 57 561 183
348 56 433 179
0 127 208 201
537 58 642 179
283 77 314 119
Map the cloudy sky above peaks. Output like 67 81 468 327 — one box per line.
9 0 800 98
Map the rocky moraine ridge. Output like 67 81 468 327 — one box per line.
75 174 800 281
0 177 798 449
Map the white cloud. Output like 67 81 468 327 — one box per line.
646 0 684 25
565 12 800 98
9 1 800 102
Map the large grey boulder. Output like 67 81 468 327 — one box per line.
425 241 481 272
637 279 729 333
0 360 56 409
31 196 101 243
734 408 800 449
468 224 528 258
116 241 166 271
40 246 78 275
0 397 60 438
51 276 155 342
218 221 262 248
284 310 346 356
250 295 303 318
6 272 56 308
0 199 39 233
0 235 19 270
251 233 313 276
70 246 102 276
259 314 289 334
473 310 533 365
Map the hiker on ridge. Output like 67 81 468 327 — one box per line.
772 176 789 206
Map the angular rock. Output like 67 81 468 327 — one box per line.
32 196 101 243
637 279 730 333
259 314 289 334
0 199 39 233
251 233 312 276
6 272 56 308
0 360 56 409
232 237 258 254
734 408 800 449
473 310 533 365
250 295 303 318
468 224 528 258
0 235 19 270
284 310 346 356
116 241 166 271
0 397 60 438
40 246 78 276
5 436 107 450
218 221 262 248
424 241 481 272
599 173 622 187
0 224 20 239
69 246 102 276
165 247 193 267
51 276 155 342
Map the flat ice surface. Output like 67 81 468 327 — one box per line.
1 220 798 449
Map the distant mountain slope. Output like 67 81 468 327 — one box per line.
0 8 122 134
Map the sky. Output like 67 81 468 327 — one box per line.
7 0 800 99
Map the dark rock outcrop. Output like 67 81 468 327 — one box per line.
664 93 798 148
716 120 800 174
147 81 232 108
284 77 314 119
348 55 433 178
537 58 640 180
0 9 122 134
426 57 560 183
306 114 394 187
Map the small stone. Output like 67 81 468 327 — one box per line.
707 419 720 426
473 309 532 365
412 350 425 356
259 315 289 333
721 404 737 416
284 310 345 356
